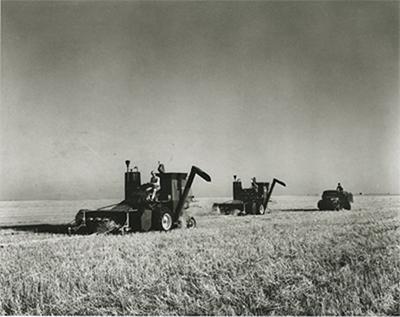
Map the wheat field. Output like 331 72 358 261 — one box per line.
0 195 399 315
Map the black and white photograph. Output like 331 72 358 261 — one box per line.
0 0 399 315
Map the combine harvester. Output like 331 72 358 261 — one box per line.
69 160 211 234
213 176 286 215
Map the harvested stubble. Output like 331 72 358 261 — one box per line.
0 205 399 315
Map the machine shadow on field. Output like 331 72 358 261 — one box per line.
279 208 319 212
0 224 71 234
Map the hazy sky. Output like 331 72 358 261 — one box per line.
1 0 399 200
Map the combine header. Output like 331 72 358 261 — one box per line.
213 176 286 215
69 160 211 234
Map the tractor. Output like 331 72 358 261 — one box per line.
317 190 353 211
69 160 211 234
212 176 286 215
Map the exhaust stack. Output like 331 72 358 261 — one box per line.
124 160 141 200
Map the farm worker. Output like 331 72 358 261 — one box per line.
133 166 139 172
157 161 165 174
337 183 343 192
251 177 258 191
150 171 161 200
263 184 268 194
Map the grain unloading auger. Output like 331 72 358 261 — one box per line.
213 177 286 215
69 161 211 234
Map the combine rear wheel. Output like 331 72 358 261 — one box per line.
186 217 196 229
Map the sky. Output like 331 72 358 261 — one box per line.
1 0 399 200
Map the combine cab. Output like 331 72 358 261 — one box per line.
69 160 211 234
213 177 286 215
317 190 353 211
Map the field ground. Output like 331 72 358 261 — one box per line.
0 195 399 315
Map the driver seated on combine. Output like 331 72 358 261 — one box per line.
157 161 165 174
149 170 161 201
337 182 343 192
251 177 258 192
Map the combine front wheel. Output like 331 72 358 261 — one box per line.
157 208 173 231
